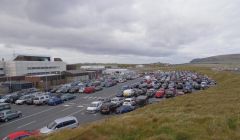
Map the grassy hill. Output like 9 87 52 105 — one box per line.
28 66 240 140
190 54 240 64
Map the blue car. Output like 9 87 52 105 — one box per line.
115 105 135 114
48 97 63 106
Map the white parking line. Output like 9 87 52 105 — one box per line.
17 121 36 129
61 107 72 112
68 108 85 116
63 105 71 107
77 105 84 108
0 106 61 128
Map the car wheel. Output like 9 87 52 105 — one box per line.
5 118 8 122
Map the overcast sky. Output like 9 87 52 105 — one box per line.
0 0 239 64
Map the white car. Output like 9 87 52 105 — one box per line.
15 95 33 105
40 116 79 135
86 101 102 113
123 98 136 106
33 95 50 105
111 97 124 106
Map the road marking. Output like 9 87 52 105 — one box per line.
61 107 72 111
63 105 71 107
0 106 61 128
68 102 76 105
68 108 85 116
77 105 84 108
17 121 36 129
83 96 89 99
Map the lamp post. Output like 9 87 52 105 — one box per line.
45 59 48 92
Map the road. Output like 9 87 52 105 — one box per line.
0 78 142 138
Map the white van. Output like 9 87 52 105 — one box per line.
40 116 79 134
33 95 50 105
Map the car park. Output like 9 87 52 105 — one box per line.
39 116 79 135
0 110 22 122
86 101 103 113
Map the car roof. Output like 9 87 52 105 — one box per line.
54 116 77 123
92 101 102 104
7 131 31 139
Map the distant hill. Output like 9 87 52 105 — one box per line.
190 54 240 64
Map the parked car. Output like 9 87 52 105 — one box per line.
48 97 63 106
0 110 22 122
94 86 103 92
123 89 135 97
165 88 176 98
98 98 111 103
39 116 79 135
0 103 11 112
123 98 136 106
100 102 118 114
2 130 37 140
83 87 95 94
33 95 50 105
26 96 36 105
136 96 148 107
155 89 165 98
111 97 124 106
15 95 34 105
86 101 102 113
0 95 12 103
115 105 135 114
146 89 156 98
60 94 76 101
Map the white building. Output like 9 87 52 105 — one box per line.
4 55 66 77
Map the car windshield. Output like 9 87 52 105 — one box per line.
47 121 57 129
34 97 39 100
125 100 131 102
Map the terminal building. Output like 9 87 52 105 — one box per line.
4 55 66 77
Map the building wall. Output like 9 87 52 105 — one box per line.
66 75 89 83
5 61 66 76
0 62 5 76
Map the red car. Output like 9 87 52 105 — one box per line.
2 130 37 140
155 89 165 98
84 87 95 94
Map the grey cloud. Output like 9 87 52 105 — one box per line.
0 0 240 63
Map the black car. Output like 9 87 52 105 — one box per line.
100 103 118 114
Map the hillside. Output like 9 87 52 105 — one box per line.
28 66 240 140
190 54 240 64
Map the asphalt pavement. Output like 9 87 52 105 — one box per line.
0 78 142 138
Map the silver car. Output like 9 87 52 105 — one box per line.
0 110 22 122
40 116 79 135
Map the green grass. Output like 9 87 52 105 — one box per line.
27 66 240 140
